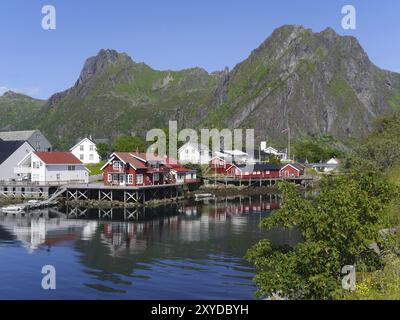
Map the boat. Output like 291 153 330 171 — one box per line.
27 200 40 204
194 193 214 199
1 205 25 214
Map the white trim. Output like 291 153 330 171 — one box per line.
100 153 139 171
280 163 301 172
130 153 147 163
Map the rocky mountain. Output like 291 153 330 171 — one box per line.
4 25 400 149
34 49 220 149
0 91 45 131
203 25 400 143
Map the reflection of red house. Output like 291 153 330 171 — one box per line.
211 201 280 217
209 156 228 174
280 163 305 177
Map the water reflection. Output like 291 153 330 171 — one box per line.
0 195 301 299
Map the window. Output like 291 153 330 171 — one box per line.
80 145 84 151
89 145 94 151
33 161 40 169
32 174 40 181
113 161 123 169
108 174 112 182
153 173 159 182
136 174 143 184
127 174 133 184
89 154 94 161
56 174 61 180
80 154 84 160
68 166 75 171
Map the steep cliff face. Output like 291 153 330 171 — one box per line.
203 25 400 143
36 49 219 149
5 25 400 149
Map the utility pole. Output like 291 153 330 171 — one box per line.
288 127 291 162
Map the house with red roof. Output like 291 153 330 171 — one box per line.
101 152 197 187
16 151 89 184
279 163 305 178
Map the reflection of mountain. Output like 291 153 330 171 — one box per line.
0 212 98 252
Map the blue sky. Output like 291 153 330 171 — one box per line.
0 0 399 99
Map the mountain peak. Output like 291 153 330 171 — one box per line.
77 49 134 84
2 90 19 98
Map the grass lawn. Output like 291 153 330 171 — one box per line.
85 162 105 176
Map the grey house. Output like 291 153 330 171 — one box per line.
0 140 35 181
0 130 52 152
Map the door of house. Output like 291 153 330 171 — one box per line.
119 174 126 186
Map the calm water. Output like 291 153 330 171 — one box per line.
0 195 300 300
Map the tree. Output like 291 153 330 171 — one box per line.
112 136 146 152
96 143 109 160
292 138 342 162
247 172 397 299
268 154 281 165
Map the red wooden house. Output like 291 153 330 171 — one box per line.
101 152 172 187
226 163 281 178
279 163 305 177
209 156 229 174
101 152 197 187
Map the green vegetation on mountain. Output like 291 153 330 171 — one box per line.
2 25 400 151
292 135 343 162
112 135 146 152
0 91 45 131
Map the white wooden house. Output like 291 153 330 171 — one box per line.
178 142 210 164
0 140 35 181
70 138 101 164
16 151 89 184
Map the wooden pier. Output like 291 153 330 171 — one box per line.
204 175 315 187
64 183 185 205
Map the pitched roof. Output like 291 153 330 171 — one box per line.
34 152 83 165
178 142 209 153
0 140 25 164
112 152 147 169
280 163 304 171
70 137 96 151
0 130 36 141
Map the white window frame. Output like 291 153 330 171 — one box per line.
113 161 122 170
107 174 112 182
136 174 143 184
127 174 133 184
